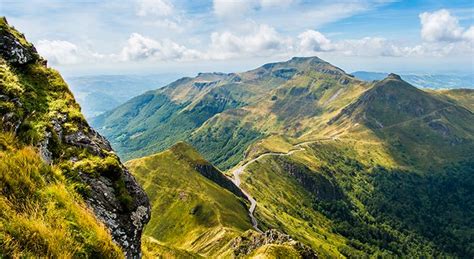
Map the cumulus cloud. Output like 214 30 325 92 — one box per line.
136 0 174 17
298 30 332 52
36 40 81 65
209 24 292 59
462 26 474 43
120 33 202 61
41 7 474 66
419 9 471 43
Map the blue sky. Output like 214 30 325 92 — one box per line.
1 0 473 76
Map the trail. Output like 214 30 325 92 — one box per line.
229 138 330 232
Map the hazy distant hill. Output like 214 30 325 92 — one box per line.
352 71 473 89
65 74 179 118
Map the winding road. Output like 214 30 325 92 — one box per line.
229 139 330 232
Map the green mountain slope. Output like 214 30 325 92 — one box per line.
326 74 474 169
126 142 317 258
432 88 474 112
238 138 473 257
93 53 473 257
0 17 150 257
231 75 474 257
93 57 370 169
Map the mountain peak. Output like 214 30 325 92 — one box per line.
386 73 402 80
290 56 324 63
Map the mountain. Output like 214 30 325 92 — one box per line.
352 71 474 89
126 142 317 258
0 17 150 257
65 74 178 118
95 53 474 257
327 73 474 168
231 74 474 256
433 88 474 112
92 56 370 168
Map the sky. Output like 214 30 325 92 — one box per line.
1 0 473 77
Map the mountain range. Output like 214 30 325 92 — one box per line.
2 16 474 258
93 52 474 257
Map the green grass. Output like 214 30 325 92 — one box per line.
0 19 141 256
142 236 203 258
126 143 252 257
0 133 122 257
236 131 473 257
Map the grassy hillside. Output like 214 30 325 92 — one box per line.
127 142 318 258
238 136 473 257
433 88 474 112
0 17 149 256
326 74 474 169
92 53 473 257
126 142 252 256
93 57 370 169
0 133 122 257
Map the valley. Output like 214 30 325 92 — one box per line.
112 58 473 257
1 12 473 258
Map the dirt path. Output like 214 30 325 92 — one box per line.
229 139 329 232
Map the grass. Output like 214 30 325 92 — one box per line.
0 133 122 258
0 19 138 257
142 236 203 259
235 130 473 257
126 143 252 257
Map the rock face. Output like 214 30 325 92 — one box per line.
66 127 151 257
231 229 318 258
0 17 150 257
0 18 39 65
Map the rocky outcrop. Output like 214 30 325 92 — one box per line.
0 17 150 258
277 157 344 201
231 229 318 258
64 125 151 257
0 17 39 65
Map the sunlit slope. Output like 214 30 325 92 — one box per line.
326 74 474 169
226 75 474 257
0 17 150 256
432 88 474 112
0 133 122 257
126 142 252 256
95 56 371 169
237 135 473 257
127 142 318 258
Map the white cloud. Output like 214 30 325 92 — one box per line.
298 30 332 52
120 33 202 61
36 40 81 65
145 19 184 32
332 37 407 57
260 0 294 8
209 24 292 59
419 9 466 42
213 0 256 18
136 0 174 17
462 26 474 42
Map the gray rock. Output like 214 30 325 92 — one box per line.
231 229 318 258
0 18 39 65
